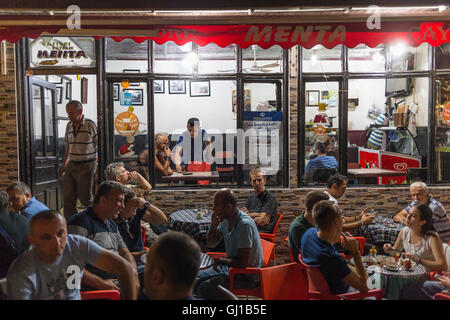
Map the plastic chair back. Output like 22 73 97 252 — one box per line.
259 212 283 243
298 255 333 299
260 238 276 267
285 237 296 262
81 290 121 300
434 293 450 300
259 263 308 300
187 161 211 185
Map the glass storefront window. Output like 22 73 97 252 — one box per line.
29 36 95 68
349 44 385 72
106 38 148 73
347 77 428 185
243 82 283 186
436 43 450 70
389 42 429 72
198 43 236 74
242 45 283 73
302 45 342 73
154 80 237 186
112 81 149 177
435 77 450 183
154 41 194 74
304 81 339 185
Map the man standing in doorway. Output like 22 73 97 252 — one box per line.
60 100 98 220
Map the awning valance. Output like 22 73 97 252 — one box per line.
2 21 449 48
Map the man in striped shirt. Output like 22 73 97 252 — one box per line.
367 113 388 149
393 181 450 243
60 100 98 219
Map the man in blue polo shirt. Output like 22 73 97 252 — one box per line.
195 188 263 299
67 181 139 293
6 182 49 219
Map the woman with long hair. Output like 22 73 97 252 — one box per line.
383 203 447 272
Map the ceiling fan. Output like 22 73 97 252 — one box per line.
218 45 280 73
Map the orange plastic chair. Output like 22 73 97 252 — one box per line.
229 263 308 300
298 254 383 300
141 225 150 251
187 161 211 185
205 238 275 268
259 212 283 243
285 237 296 262
225 239 276 297
434 293 450 300
339 236 366 260
81 290 121 300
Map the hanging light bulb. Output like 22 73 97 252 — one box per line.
311 54 318 65
391 42 406 57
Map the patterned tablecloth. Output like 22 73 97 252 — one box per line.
353 216 404 245
365 256 428 300
168 209 212 241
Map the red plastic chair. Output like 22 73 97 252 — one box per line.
141 225 150 251
285 237 296 262
339 236 366 260
298 254 383 300
434 293 450 300
206 238 275 268
225 239 276 297
187 161 211 185
259 212 283 243
81 290 121 300
229 263 308 300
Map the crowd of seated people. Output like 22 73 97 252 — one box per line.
2 163 449 300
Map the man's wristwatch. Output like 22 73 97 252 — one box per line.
143 201 151 210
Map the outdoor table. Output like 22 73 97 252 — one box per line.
168 209 212 242
364 256 427 300
348 168 407 184
161 171 219 186
141 251 214 270
353 216 404 245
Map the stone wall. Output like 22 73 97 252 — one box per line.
151 186 450 265
0 41 18 189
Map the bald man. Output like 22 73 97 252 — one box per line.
393 181 450 242
194 188 263 299
61 100 98 219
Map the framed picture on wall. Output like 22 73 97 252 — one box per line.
56 86 63 104
306 90 320 106
113 84 119 101
169 80 186 94
189 80 210 97
65 81 72 100
123 88 143 106
154 80 164 93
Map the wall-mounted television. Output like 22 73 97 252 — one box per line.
385 52 414 97
385 77 412 97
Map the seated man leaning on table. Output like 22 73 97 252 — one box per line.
154 132 174 179
115 188 167 264
194 188 264 299
324 174 375 232
105 161 167 245
6 181 49 219
7 210 137 300
241 168 278 234
393 181 450 243
301 200 369 295
67 181 140 293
